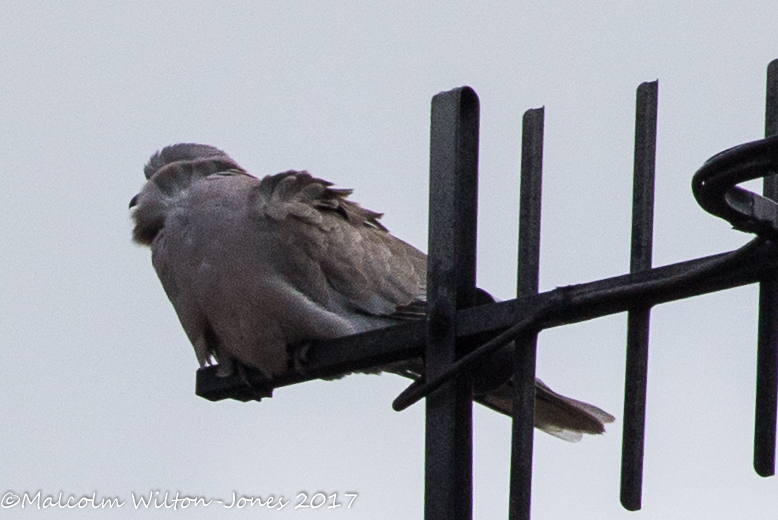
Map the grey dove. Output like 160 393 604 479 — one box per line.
130 143 614 441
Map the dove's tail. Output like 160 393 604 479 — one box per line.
475 378 615 442
385 359 614 442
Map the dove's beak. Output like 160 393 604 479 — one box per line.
129 194 139 209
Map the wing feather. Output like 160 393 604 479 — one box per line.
250 171 426 318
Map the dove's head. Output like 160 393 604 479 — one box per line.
130 143 246 245
143 143 238 180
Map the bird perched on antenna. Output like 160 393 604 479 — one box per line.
130 143 614 441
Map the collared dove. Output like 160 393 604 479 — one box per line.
130 143 614 441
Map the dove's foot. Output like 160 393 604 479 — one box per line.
195 361 273 402
233 361 274 401
286 341 311 375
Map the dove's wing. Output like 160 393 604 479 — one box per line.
250 171 428 324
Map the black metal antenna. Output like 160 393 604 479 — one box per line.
196 59 778 520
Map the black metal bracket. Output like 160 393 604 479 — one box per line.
693 135 778 238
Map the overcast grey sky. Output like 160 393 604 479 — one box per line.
2 1 778 518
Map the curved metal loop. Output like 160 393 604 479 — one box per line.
693 135 778 238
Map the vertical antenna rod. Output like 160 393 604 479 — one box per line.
425 87 480 520
509 107 544 520
620 80 658 511
754 59 778 478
